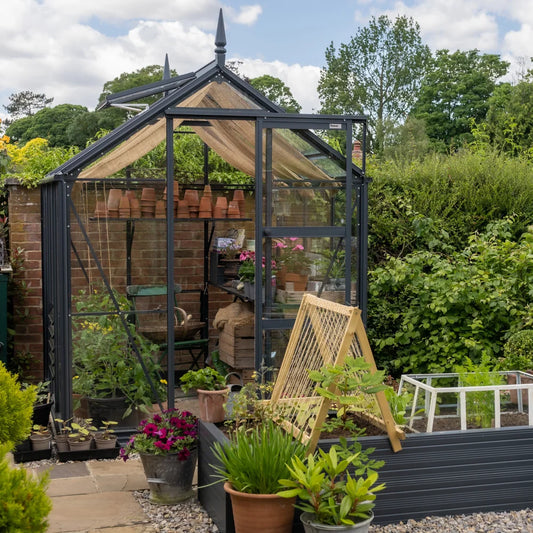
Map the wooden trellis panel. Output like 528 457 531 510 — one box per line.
270 294 403 453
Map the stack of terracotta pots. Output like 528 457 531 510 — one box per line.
163 185 180 217
107 189 122 218
233 190 245 217
227 200 240 218
177 198 190 218
118 193 131 218
155 200 166 219
141 188 156 218
214 196 228 218
183 189 200 218
94 200 107 218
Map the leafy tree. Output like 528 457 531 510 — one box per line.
318 15 431 153
249 75 301 113
3 91 53 121
484 80 533 155
66 108 124 148
412 49 509 150
5 104 87 147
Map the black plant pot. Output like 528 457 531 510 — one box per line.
32 402 53 427
87 396 134 428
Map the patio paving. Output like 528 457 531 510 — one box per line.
29 393 200 533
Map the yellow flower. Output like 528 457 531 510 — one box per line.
160 379 168 385
73 375 79 379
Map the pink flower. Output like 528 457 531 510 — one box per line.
143 423 159 436
178 448 191 461
292 244 304 251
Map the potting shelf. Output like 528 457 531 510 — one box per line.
399 371 533 432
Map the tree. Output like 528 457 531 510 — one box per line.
6 104 87 147
318 15 431 153
3 91 53 121
249 75 301 113
484 80 533 155
412 49 509 150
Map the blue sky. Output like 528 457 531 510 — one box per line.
1 0 532 122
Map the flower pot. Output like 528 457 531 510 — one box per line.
285 272 308 291
30 433 52 451
300 511 374 533
224 482 296 533
87 396 130 428
197 388 228 423
55 434 70 453
68 438 93 451
32 401 53 426
140 448 198 504
94 435 118 450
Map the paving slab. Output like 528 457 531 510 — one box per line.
48 475 98 497
47 491 149 533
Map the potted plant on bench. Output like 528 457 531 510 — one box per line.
180 367 228 423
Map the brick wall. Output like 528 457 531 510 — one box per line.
7 182 44 380
7 182 252 380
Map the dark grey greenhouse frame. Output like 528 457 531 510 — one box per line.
40 10 369 421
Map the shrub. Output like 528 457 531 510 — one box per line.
0 443 51 532
368 219 533 375
500 330 533 372
0 362 36 447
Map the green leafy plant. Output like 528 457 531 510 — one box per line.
309 356 387 432
500 330 533 372
383 386 422 425
54 418 73 436
237 250 277 283
120 409 198 461
98 420 118 440
0 443 51 532
211 419 308 494
278 437 385 526
0 362 36 448
455 356 505 428
180 367 226 393
72 286 165 415
69 418 97 443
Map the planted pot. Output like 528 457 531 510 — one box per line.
197 388 229 423
94 435 118 450
224 482 296 533
140 448 198 504
87 396 132 427
68 438 93 451
55 434 70 453
300 512 374 533
30 433 52 451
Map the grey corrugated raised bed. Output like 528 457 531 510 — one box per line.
198 421 533 533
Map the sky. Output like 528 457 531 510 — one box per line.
1 0 532 123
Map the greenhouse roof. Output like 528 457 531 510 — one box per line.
46 10 365 184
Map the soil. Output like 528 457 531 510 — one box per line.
219 411 531 438
410 411 529 432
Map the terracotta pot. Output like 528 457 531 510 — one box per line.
224 482 296 533
141 187 156 201
227 200 240 218
284 272 308 291
197 388 229 423
155 200 166 219
199 196 212 217
119 194 131 218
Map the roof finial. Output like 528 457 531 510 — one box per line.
163 54 170 80
215 8 226 67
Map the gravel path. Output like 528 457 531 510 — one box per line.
134 490 533 533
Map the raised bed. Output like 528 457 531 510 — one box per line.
198 421 533 532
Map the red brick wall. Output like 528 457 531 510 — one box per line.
7 182 252 379
7 183 44 380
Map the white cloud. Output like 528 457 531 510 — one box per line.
237 58 321 113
